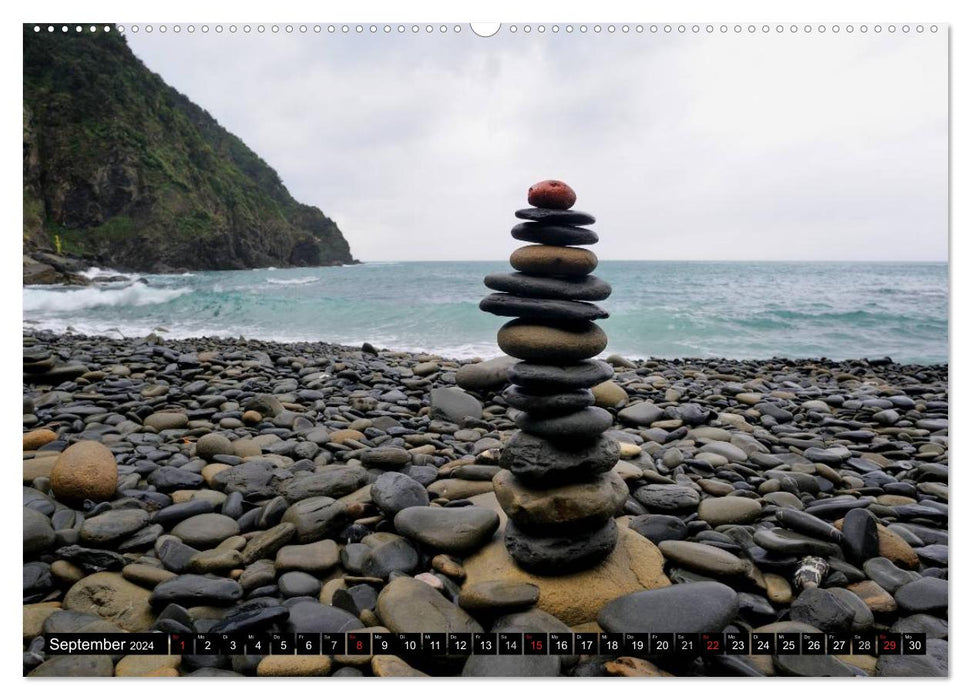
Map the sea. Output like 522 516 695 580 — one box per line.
22 261 949 365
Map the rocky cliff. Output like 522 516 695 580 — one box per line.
23 25 355 278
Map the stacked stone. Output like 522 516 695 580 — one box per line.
480 180 626 575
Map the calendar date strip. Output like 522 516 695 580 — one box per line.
43 631 927 656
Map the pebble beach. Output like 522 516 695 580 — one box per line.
22 329 948 677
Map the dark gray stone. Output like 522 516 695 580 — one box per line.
915 544 948 566
209 605 290 633
430 387 483 423
803 446 851 464
278 466 368 502
891 614 948 639
28 655 114 677
515 406 612 440
480 293 608 323
462 653 559 677
455 356 519 392
361 447 411 469
514 208 596 225
894 576 947 613
277 571 321 598
371 471 430 517
617 402 664 427
281 497 349 543
24 507 55 555
774 654 859 677
841 508 879 562
499 431 618 484
283 600 363 634
157 538 200 573
503 386 594 416
55 545 127 572
394 506 500 554
827 587 875 631
171 513 240 549
484 272 611 302
863 557 921 593
876 638 947 676
507 360 613 392
775 508 843 543
504 518 617 574
150 574 243 607
511 222 598 246
79 508 151 545
361 534 420 578
790 587 858 632
633 485 700 512
118 523 163 552
196 433 234 461
627 514 689 544
148 466 204 491
154 500 215 527
753 528 843 558
24 561 53 600
209 461 274 495
598 581 738 634
340 542 370 574
332 584 379 617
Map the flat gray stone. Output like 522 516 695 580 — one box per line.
430 387 483 423
395 506 500 555
371 471 430 516
599 581 738 634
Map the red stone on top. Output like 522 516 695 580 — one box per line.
527 180 576 210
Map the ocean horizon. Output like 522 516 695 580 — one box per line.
23 260 949 365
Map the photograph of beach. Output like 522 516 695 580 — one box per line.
22 18 948 679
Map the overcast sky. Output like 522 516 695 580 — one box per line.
126 27 948 262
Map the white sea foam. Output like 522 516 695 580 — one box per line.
23 282 190 313
78 266 141 282
350 338 500 360
266 276 317 286
78 266 117 279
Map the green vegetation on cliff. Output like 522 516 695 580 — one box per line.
23 25 355 272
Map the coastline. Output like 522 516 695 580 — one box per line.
23 330 948 677
23 251 364 287
20 329 951 373
22 259 951 365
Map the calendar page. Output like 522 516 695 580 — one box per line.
20 7 949 684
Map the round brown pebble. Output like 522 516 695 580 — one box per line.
50 440 118 505
371 655 429 677
114 654 181 677
431 554 466 580
510 245 597 277
457 580 540 610
257 655 332 676
23 428 58 451
329 428 365 444
50 560 86 585
527 179 577 210
604 657 673 677
591 380 628 409
141 668 180 677
498 320 607 363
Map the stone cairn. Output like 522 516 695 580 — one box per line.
480 180 627 575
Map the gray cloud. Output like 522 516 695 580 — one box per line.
126 29 947 261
